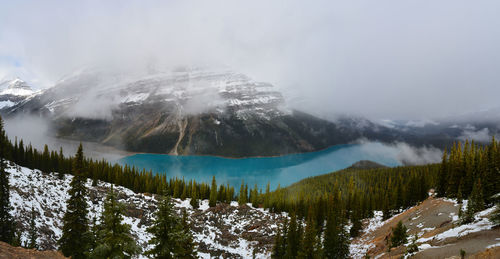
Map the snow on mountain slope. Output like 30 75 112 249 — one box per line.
0 78 35 96
6 161 281 258
0 78 37 110
12 68 288 120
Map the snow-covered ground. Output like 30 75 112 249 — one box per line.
6 161 281 258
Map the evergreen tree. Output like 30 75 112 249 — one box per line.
238 181 247 205
406 234 419 255
469 178 485 213
176 210 197 258
147 194 195 258
285 212 300 257
209 176 217 207
436 148 448 197
58 144 92 259
190 184 199 209
271 224 285 258
298 209 319 259
462 178 486 224
390 221 407 248
0 115 15 244
27 206 38 249
90 186 140 258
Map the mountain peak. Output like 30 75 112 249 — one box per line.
7 77 31 90
1 77 34 96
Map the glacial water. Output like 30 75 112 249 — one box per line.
119 142 404 191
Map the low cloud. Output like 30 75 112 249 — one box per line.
357 140 442 165
459 127 491 143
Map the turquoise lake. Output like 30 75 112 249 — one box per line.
119 142 402 191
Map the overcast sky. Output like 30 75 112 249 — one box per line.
1 0 499 120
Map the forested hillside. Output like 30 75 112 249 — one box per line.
261 138 499 258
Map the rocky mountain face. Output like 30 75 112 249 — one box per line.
1 68 403 157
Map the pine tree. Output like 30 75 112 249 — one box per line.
58 144 92 259
390 221 407 248
238 181 247 205
298 209 319 259
90 186 140 258
406 234 419 255
436 148 448 197
0 115 15 244
190 184 199 209
176 210 197 258
469 178 485 214
271 224 285 258
27 206 38 249
147 194 195 258
285 212 300 257
209 176 217 207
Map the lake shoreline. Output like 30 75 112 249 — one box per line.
119 143 357 160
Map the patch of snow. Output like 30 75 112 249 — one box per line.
198 200 210 211
0 100 15 108
121 93 149 104
486 242 500 249
418 205 497 243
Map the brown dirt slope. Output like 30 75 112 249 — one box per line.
353 194 500 259
0 241 66 259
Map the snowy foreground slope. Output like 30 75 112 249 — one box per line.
9 160 499 258
7 161 282 258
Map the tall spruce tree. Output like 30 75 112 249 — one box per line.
190 183 199 209
285 212 300 257
27 206 38 249
271 224 285 258
298 208 320 259
176 210 197 258
209 176 217 207
90 186 140 258
436 148 448 197
147 194 195 258
58 144 92 258
238 180 247 205
324 194 350 259
0 115 15 243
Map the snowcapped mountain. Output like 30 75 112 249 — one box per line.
0 78 36 109
2 68 404 157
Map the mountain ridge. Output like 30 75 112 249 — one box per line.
1 69 405 157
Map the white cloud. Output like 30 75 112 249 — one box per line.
1 0 499 120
